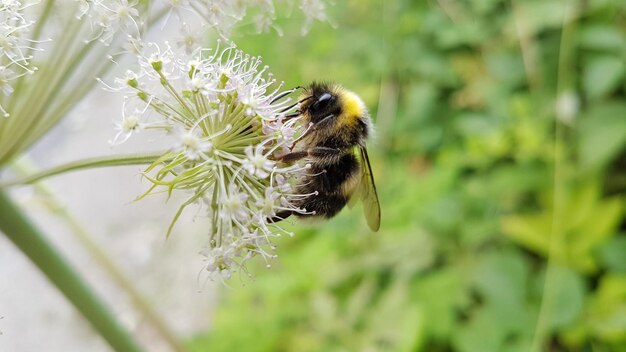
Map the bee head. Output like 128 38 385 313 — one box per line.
298 82 370 142
301 83 341 124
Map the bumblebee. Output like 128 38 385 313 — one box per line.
271 82 381 231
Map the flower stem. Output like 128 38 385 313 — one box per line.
0 190 143 352
11 157 189 352
529 3 576 351
0 153 167 187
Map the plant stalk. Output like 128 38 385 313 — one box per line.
0 153 166 187
0 190 143 352
11 157 189 352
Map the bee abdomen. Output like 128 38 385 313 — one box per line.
295 153 360 219
310 154 359 193
298 194 350 218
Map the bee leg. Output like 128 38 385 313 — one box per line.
312 114 335 130
307 147 343 157
284 111 301 119
267 210 294 223
286 122 315 150
274 150 309 162
283 114 334 150
274 147 343 162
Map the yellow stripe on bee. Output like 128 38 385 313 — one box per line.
338 90 365 126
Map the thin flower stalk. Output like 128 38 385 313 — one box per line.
0 0 150 164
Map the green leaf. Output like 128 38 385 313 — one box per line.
562 182 622 256
571 196 623 263
541 266 586 330
598 236 626 273
587 275 626 343
362 280 424 352
578 102 626 170
454 113 498 136
579 24 626 52
473 249 528 303
473 249 532 333
583 56 625 100
453 309 506 352
502 183 622 272
413 269 469 339
502 213 552 256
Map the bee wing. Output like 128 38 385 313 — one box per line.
358 146 381 231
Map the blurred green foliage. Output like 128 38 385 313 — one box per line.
189 0 626 351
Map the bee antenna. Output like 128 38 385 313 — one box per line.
298 95 314 103
279 101 299 113
271 86 303 104
278 91 314 113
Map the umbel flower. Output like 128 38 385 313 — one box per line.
163 0 331 37
0 0 38 116
111 41 313 280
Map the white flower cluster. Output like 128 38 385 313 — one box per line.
111 41 312 280
298 0 330 35
77 0 142 44
0 0 330 116
166 0 331 37
0 0 38 116
77 0 331 44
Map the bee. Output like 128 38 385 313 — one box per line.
270 82 381 231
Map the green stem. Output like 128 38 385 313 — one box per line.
0 153 166 187
11 158 188 352
529 3 576 351
0 190 143 352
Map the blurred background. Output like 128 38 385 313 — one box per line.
1 0 626 351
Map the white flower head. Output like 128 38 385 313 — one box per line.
257 186 280 217
204 246 236 280
262 115 300 152
79 0 143 44
220 183 250 223
0 0 38 116
175 127 213 160
115 41 311 280
242 144 274 179
109 97 150 145
299 0 331 35
161 0 331 39
176 22 203 54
